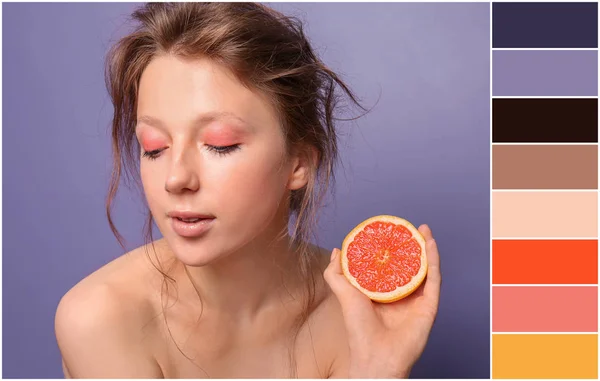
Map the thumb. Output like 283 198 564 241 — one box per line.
324 248 375 318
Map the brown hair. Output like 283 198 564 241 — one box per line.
104 2 363 377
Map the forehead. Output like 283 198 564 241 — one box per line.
136 55 280 132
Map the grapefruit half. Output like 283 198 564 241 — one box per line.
341 215 428 303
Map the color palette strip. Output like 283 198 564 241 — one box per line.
491 2 598 379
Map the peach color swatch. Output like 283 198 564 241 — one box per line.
492 191 597 237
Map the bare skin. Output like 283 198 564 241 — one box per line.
55 240 349 378
55 54 441 378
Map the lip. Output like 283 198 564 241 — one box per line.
170 216 215 238
167 211 215 238
167 211 215 219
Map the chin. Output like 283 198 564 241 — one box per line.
175 253 219 267
165 236 223 267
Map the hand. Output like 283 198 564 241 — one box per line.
323 224 441 378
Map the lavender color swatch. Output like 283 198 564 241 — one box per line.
493 50 598 96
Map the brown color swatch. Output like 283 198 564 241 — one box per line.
493 145 597 189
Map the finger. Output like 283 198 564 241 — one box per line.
423 235 441 305
323 248 374 316
418 224 441 288
418 224 433 242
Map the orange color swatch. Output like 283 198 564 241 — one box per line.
493 240 598 284
492 334 598 379
493 286 597 332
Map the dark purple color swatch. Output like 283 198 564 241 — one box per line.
493 50 598 96
493 2 598 48
3 2 490 378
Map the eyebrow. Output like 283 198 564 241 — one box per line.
136 111 253 132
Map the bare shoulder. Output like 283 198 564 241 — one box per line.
55 242 169 378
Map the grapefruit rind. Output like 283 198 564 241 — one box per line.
340 215 428 303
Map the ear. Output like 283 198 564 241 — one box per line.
287 145 318 191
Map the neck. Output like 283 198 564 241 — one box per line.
169 222 315 320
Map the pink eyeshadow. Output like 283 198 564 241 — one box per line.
203 126 245 146
140 130 167 151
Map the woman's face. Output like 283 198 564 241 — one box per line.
136 55 305 266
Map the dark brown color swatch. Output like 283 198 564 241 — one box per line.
493 98 598 143
493 145 598 189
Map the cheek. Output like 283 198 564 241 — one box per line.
139 164 166 206
218 148 289 209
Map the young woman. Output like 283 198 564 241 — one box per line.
55 3 441 378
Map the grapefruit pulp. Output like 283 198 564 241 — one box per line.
341 215 428 303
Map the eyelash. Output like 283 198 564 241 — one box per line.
142 149 162 160
206 144 240 156
142 145 240 160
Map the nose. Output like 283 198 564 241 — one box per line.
164 150 200 194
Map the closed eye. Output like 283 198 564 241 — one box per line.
142 148 164 160
206 144 240 156
142 145 240 160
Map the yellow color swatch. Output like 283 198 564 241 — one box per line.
493 334 598 379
